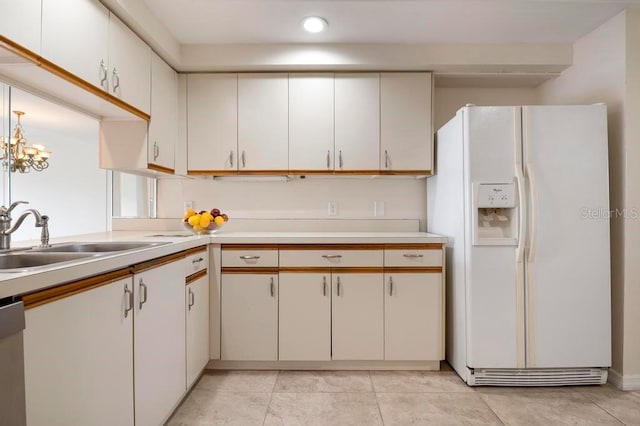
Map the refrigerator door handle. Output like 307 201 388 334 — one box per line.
515 165 527 262
526 165 538 263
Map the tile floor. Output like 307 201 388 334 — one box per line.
167 368 640 426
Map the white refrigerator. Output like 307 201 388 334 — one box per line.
427 105 611 386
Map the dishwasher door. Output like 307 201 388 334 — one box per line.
0 300 26 426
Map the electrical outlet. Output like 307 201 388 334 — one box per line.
374 201 385 217
328 202 337 216
184 201 194 211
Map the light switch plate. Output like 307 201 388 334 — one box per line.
328 202 337 216
184 201 194 211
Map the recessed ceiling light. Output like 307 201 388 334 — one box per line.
302 16 328 34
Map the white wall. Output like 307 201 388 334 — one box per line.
8 89 108 242
538 11 633 378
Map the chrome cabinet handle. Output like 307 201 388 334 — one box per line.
240 255 260 260
241 150 246 168
153 141 159 161
385 150 390 169
326 150 331 169
192 257 204 264
322 254 342 259
112 68 120 92
322 276 327 296
389 276 394 296
99 60 108 90
229 151 234 167
336 276 341 296
270 277 275 297
339 150 343 169
139 280 148 309
188 288 195 310
403 254 424 258
124 284 133 318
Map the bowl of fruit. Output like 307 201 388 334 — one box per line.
183 208 228 234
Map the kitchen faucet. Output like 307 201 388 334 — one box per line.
0 201 50 250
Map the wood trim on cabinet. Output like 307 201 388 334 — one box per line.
0 36 150 121
186 269 207 285
333 170 382 175
288 170 335 175
222 244 280 250
147 163 175 174
278 267 332 274
132 251 186 274
379 170 432 176
383 244 444 249
278 267 384 274
22 268 132 310
237 170 291 175
383 267 443 274
279 244 384 251
188 170 238 176
184 246 208 256
222 267 279 274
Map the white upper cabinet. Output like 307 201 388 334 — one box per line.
42 0 109 89
380 73 433 173
238 73 289 171
187 74 238 173
108 14 151 113
334 73 380 172
288 73 335 172
148 52 178 171
0 0 42 54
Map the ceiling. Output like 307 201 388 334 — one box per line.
142 0 640 45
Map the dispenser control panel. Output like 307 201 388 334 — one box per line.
476 183 516 208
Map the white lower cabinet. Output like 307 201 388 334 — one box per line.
279 272 331 361
186 272 210 388
221 273 278 360
384 272 443 360
24 276 135 426
332 273 384 360
134 260 186 426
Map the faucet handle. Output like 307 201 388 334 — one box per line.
1 201 29 217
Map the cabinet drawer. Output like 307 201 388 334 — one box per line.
222 249 278 267
185 249 208 276
384 249 443 267
279 250 383 267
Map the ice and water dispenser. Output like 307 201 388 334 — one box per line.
472 183 518 246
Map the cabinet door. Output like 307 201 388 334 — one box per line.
0 0 41 53
384 273 443 360
289 73 334 172
332 273 384 360
187 74 238 173
42 0 109 89
24 278 134 426
381 73 433 172
108 13 151 113
238 73 288 171
149 52 178 170
186 274 210 388
221 274 278 360
134 262 186 426
279 272 331 361
335 73 380 172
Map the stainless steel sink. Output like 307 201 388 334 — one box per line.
35 241 167 253
0 252 99 272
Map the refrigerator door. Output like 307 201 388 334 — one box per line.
523 105 611 368
465 106 525 368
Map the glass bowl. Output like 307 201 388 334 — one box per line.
183 221 221 235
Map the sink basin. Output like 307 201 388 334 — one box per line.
36 241 168 253
0 252 99 271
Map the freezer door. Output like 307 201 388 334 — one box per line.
465 106 524 369
523 105 611 368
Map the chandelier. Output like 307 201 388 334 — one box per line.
0 111 51 173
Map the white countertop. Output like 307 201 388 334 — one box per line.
0 230 447 299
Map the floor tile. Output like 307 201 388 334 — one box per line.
264 392 383 426
578 385 640 425
479 389 623 425
167 388 271 426
197 370 278 393
370 370 473 393
376 392 503 425
273 370 373 393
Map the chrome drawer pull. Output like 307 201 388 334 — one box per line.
240 255 260 260
389 276 394 296
336 276 341 296
124 284 133 318
139 280 148 309
270 277 275 297
403 254 424 258
192 257 204 264
322 276 327 296
188 288 195 310
322 254 342 259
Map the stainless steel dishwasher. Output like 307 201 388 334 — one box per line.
0 299 26 426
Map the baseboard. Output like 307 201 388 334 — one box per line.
206 360 441 371
608 368 640 391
